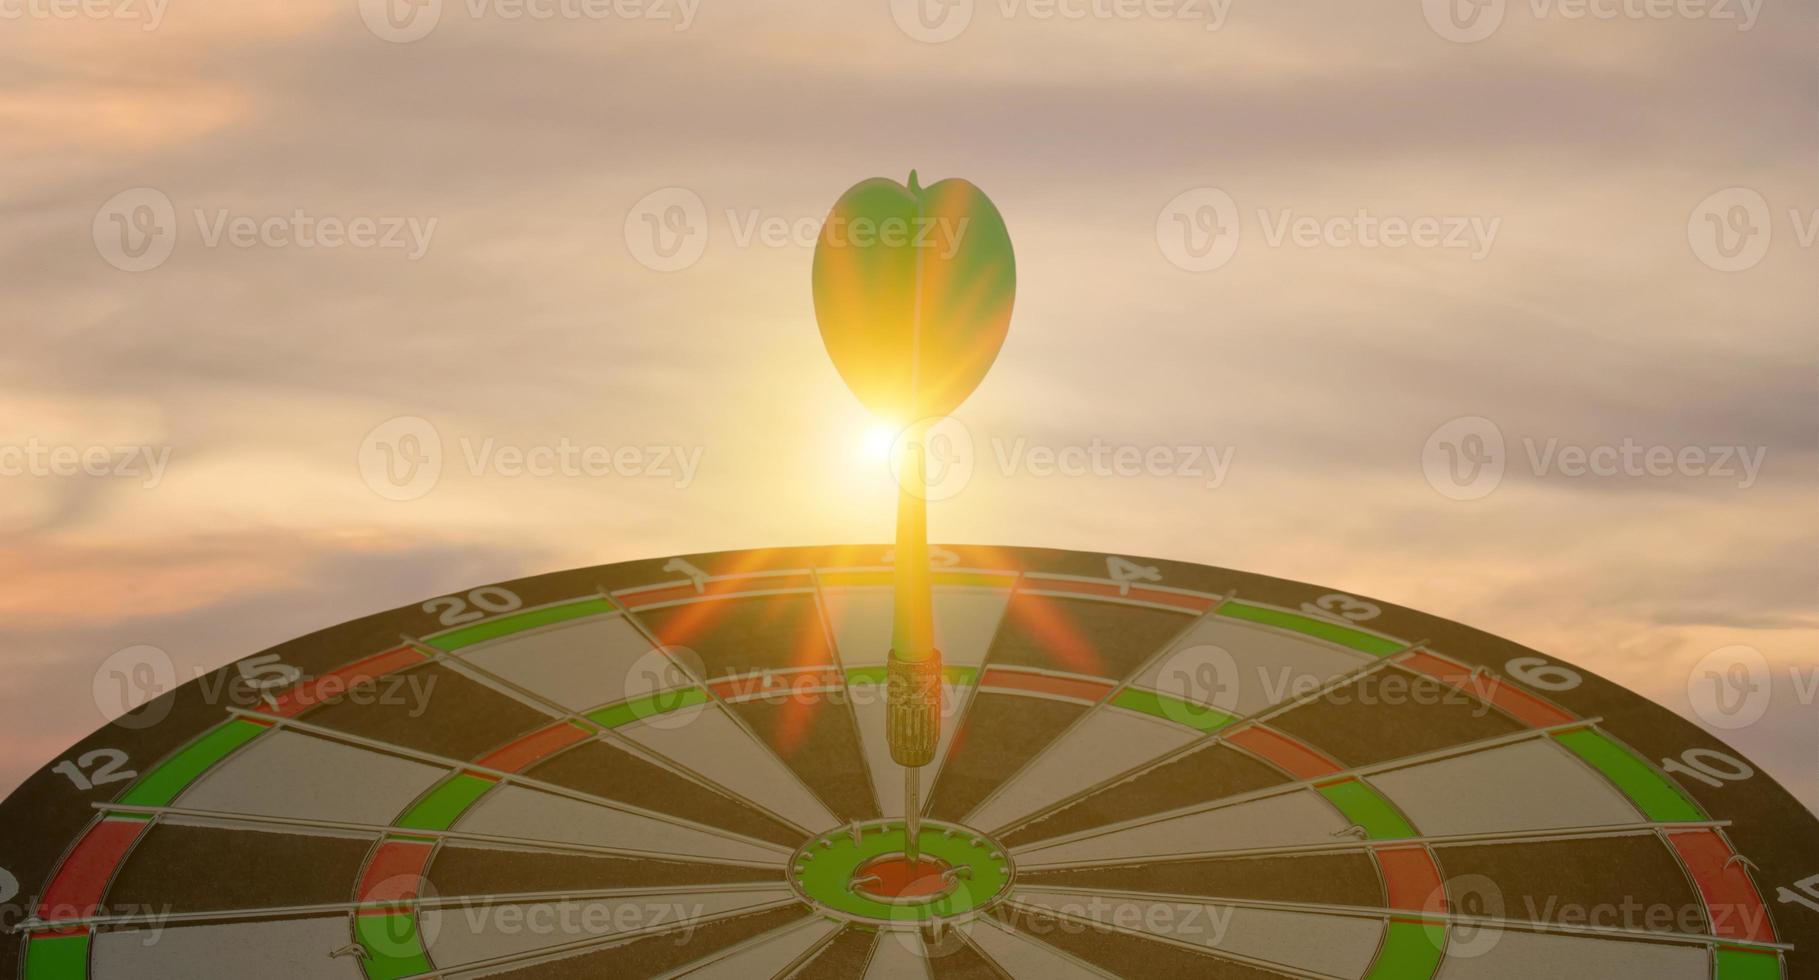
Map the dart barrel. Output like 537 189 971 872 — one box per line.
886 650 943 767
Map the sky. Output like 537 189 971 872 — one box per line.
0 0 1814 814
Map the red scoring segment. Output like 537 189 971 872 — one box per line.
977 668 1115 703
1668 830 1777 945
1020 575 1217 612
260 646 429 718
34 817 148 925
476 722 593 773
1375 846 1448 915
1398 651 1575 729
616 573 818 609
357 839 436 913
1224 725 1345 781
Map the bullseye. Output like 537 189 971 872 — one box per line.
850 853 957 904
788 817 1014 927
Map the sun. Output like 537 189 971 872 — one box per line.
861 422 896 461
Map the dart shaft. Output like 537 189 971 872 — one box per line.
887 480 942 760
889 446 941 861
904 767 922 863
890 477 935 659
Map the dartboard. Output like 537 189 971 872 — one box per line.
4 545 1814 979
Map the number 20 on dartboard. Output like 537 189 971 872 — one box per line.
424 587 523 626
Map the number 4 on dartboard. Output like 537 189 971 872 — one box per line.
1779 874 1819 914
1106 556 1160 596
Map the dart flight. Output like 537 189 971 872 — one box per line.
813 171 1016 861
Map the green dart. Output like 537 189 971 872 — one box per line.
813 170 1015 862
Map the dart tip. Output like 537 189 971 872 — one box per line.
904 766 922 863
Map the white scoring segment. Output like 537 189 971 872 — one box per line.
614 706 839 833
670 917 841 978
969 916 1111 979
965 708 1200 835
175 730 445 828
454 614 653 713
852 684 974 819
1435 928 1711 979
451 784 784 864
1127 616 1376 719
820 584 1012 670
1368 739 1643 837
822 583 1013 817
967 611 1385 837
1011 889 1386 979
862 932 933 979
92 918 363 980
420 888 796 972
1015 790 1352 868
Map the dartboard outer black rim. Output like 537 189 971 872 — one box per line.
2 544 1813 979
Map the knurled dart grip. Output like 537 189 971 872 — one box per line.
887 651 943 768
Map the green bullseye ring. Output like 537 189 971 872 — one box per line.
788 819 1014 926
